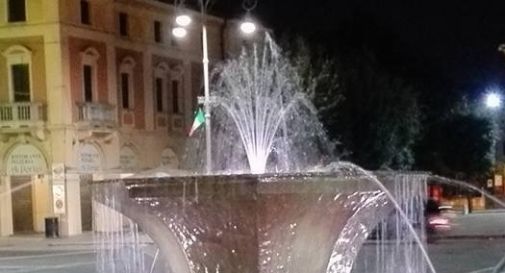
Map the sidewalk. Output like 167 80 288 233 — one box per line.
0 232 155 252
0 233 97 252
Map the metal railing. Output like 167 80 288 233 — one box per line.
0 102 45 123
77 102 116 124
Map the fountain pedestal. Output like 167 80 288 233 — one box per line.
94 173 425 273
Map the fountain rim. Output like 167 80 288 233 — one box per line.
91 170 431 186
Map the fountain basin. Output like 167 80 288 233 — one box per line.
93 172 427 273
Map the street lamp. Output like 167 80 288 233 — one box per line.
172 2 258 174
484 90 503 173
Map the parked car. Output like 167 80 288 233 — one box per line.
425 199 452 241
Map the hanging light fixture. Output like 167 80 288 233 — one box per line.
172 0 191 38
240 0 258 35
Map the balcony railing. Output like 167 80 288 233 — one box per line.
77 102 116 126
0 102 46 127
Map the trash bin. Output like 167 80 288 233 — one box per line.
45 217 59 238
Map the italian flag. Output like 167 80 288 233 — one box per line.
189 108 205 136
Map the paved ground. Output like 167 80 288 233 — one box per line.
0 250 96 273
443 211 505 238
428 238 505 273
0 211 501 273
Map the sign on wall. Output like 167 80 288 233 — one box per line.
120 146 138 171
53 184 66 214
495 174 503 187
160 148 179 169
487 179 494 188
79 143 102 173
6 144 48 176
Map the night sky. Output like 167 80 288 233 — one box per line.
210 0 505 98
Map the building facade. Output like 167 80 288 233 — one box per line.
0 0 253 236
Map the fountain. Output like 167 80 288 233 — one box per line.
187 35 333 174
92 35 433 273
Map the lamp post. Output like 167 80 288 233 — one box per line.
173 1 257 174
484 91 502 157
485 90 503 193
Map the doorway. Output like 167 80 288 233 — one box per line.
80 175 93 231
11 176 33 233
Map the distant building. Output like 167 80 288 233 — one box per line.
0 0 258 236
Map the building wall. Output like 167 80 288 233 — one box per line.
0 0 259 237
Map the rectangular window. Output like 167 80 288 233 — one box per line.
119 12 128 36
121 73 130 109
8 0 26 22
11 64 30 102
155 78 163 112
83 65 93 102
80 0 90 25
172 81 180 114
154 21 162 43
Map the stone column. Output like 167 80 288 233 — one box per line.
59 174 82 237
32 175 51 232
0 176 13 236
45 26 69 125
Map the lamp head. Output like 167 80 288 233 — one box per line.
486 92 502 109
240 20 257 35
175 14 192 27
172 27 188 38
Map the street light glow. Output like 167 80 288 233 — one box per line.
485 92 502 109
172 27 187 38
175 14 192 27
240 21 257 34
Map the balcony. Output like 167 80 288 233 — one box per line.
77 102 116 129
0 102 46 129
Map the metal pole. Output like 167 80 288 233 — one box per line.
202 24 212 173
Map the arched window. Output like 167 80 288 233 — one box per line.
119 56 136 110
2 45 32 102
80 47 100 102
154 62 169 113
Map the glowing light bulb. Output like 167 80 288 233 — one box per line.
240 21 256 35
175 14 192 27
486 92 502 109
172 27 187 38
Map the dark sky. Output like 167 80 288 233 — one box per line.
210 0 505 97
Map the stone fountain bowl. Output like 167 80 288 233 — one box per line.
93 172 427 273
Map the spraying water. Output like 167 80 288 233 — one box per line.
89 33 505 273
319 162 437 273
204 33 333 174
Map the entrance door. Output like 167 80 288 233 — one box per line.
80 175 93 231
11 176 33 233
